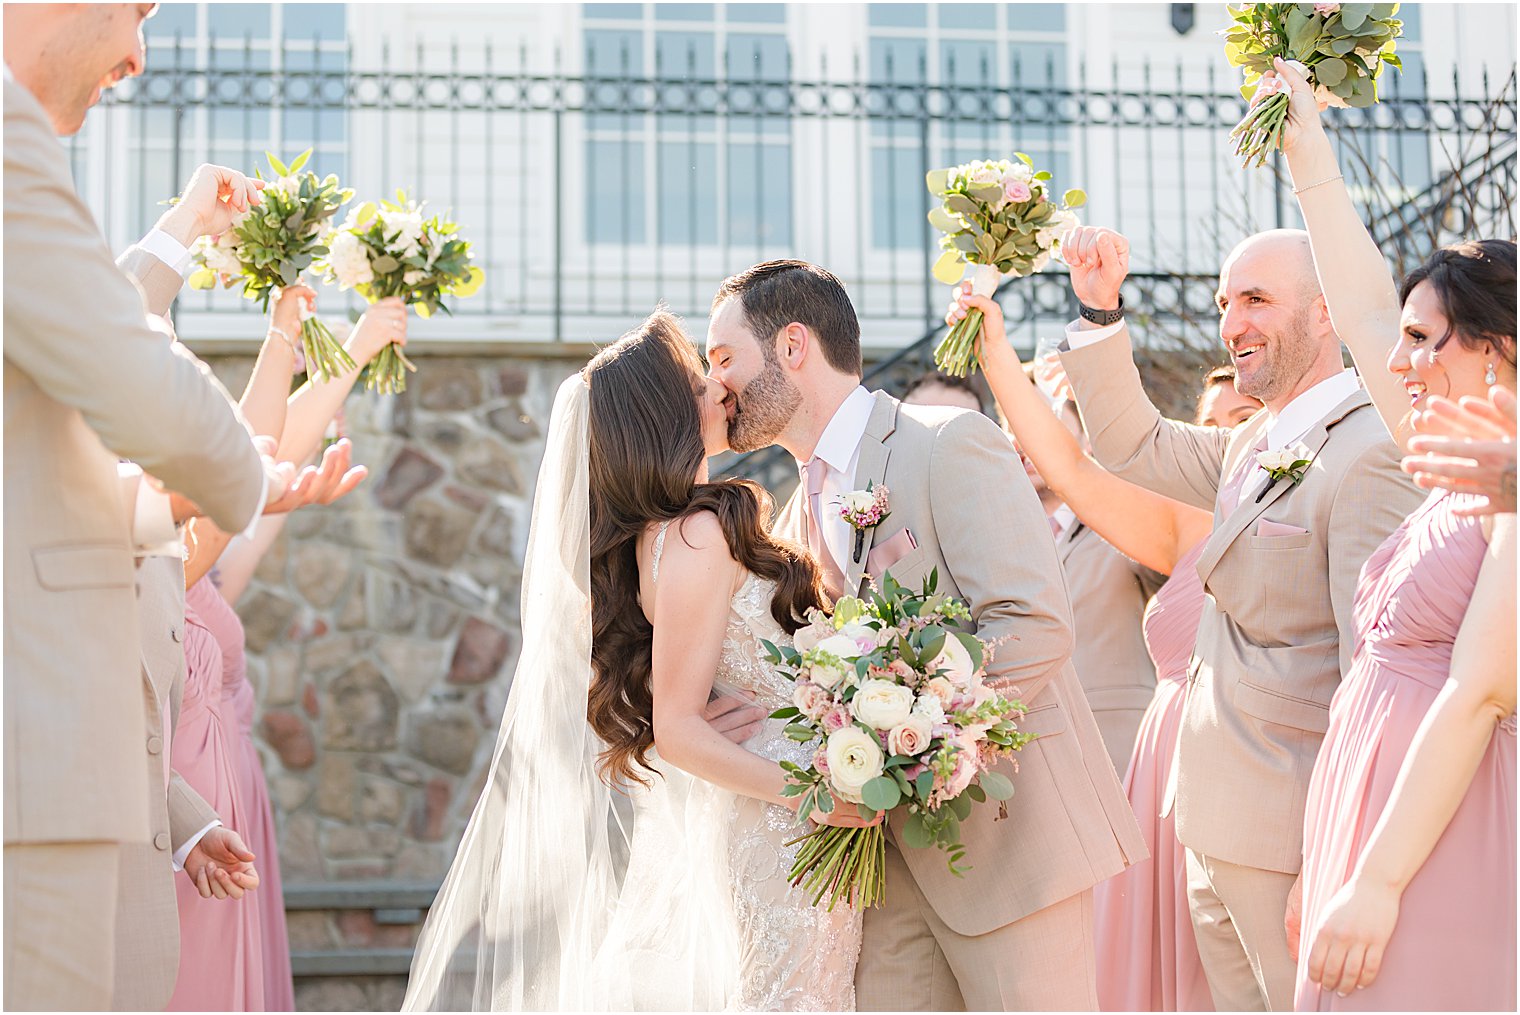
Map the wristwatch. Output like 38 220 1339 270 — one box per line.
1078 294 1125 326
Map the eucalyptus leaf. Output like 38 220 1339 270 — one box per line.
861 776 902 812
927 207 962 234
980 770 1015 801
925 168 950 195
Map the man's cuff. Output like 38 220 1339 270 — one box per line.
137 228 193 276
171 819 222 872
134 476 183 557
1064 318 1125 350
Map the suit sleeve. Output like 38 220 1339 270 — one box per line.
117 244 187 319
2 96 264 534
929 411 1075 706
167 772 221 852
1060 322 1232 511
1327 436 1423 675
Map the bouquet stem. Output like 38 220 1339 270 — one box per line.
934 263 1002 378
300 316 358 383
785 822 887 911
363 341 418 395
1230 91 1290 169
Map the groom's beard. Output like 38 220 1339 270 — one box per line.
727 360 802 453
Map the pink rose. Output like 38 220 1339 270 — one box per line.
1313 2 1339 13
814 747 831 776
1003 179 1032 204
924 677 956 707
792 681 831 719
821 705 851 733
887 716 933 757
887 660 916 681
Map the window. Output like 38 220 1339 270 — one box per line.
581 3 791 249
866 3 1068 250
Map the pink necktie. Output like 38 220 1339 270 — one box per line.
803 457 848 596
1218 434 1270 515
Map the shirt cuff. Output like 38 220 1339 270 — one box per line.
1064 318 1126 350
137 228 193 276
241 469 268 541
171 819 222 872
133 478 183 558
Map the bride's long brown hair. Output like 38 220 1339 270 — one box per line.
585 309 826 787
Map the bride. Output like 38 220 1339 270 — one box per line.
402 310 875 1012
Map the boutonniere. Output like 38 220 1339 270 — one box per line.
1254 446 1313 503
836 482 891 563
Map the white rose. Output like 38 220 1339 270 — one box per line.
825 726 884 802
1256 448 1296 471
387 210 426 257
924 676 956 708
273 175 301 197
1002 163 1033 184
928 634 977 688
838 490 876 514
1031 249 1054 274
792 614 833 655
887 715 934 757
968 161 1003 188
815 633 863 662
850 678 916 731
327 231 374 289
403 269 425 285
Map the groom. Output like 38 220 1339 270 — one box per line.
706 260 1146 1011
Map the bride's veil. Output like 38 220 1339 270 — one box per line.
402 373 740 1012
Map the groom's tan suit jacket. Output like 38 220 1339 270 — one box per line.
1060 325 1422 873
777 392 1146 936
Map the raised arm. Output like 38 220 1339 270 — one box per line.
953 286 1213 574
1058 227 1235 510
1270 58 1411 446
1305 512 1516 994
929 410 1074 706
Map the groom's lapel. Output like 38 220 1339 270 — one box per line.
845 391 899 594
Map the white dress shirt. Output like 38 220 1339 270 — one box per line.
796 386 876 570
1051 503 1078 542
1064 320 1363 501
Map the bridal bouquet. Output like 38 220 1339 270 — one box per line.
762 572 1036 911
188 150 357 382
1225 3 1403 167
318 190 484 394
926 156 1084 377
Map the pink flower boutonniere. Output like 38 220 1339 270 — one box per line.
837 482 891 563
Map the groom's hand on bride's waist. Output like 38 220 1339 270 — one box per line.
705 691 766 745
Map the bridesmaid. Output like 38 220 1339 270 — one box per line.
946 292 1259 1011
1270 58 1517 1011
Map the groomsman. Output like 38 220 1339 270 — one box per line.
1056 226 1422 1010
3 6 296 1008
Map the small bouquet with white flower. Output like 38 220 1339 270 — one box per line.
925 156 1084 377
188 150 357 382
1224 3 1403 167
762 571 1036 911
317 190 485 394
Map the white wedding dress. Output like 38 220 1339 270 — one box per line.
403 376 859 1012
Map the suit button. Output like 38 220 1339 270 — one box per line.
147 735 163 755
170 626 181 643
154 832 171 851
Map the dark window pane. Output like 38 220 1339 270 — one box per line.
1399 4 1421 39
870 146 926 249
728 141 792 247
1009 41 1065 87
658 140 717 244
294 3 347 41
727 33 789 81
146 3 198 38
941 39 997 85
656 30 715 77
869 37 926 84
1005 3 1065 32
727 4 786 24
206 4 271 43
587 139 646 243
938 4 993 30
869 3 927 28
583 3 643 19
656 3 713 20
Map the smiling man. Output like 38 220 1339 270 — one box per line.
1054 226 1422 1011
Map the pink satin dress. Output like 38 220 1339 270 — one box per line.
1297 491 1516 1011
1095 540 1213 1011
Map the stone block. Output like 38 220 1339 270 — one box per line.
358 776 408 825
405 703 481 775
261 710 316 770
455 436 523 494
291 541 353 609
238 589 298 654
447 617 512 685
374 446 445 511
484 404 540 442
416 363 484 411
323 661 400 751
316 754 356 821
403 496 476 569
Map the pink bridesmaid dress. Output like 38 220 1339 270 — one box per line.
1297 491 1517 1012
194 575 296 1010
168 581 266 1012
1095 540 1213 1012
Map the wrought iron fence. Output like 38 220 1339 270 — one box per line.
71 35 1515 350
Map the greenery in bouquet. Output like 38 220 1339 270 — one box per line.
925 156 1085 377
188 150 357 382
1225 3 1403 167
318 190 484 395
760 571 1037 911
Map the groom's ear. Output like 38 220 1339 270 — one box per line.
777 322 810 371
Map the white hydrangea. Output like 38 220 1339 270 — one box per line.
384 209 426 257
326 230 374 289
195 232 242 275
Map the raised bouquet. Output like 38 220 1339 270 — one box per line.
1225 3 1403 167
762 572 1037 911
189 150 357 382
319 190 484 394
926 156 1084 377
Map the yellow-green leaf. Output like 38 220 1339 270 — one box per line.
932 250 966 286
188 267 218 290
925 168 950 195
451 266 485 298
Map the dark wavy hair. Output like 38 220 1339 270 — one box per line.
1399 239 1517 369
584 309 827 787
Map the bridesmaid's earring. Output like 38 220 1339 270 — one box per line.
1486 362 1498 386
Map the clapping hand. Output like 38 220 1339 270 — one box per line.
261 436 368 514
1062 226 1130 314
1402 388 1518 516
156 163 266 246
183 826 260 900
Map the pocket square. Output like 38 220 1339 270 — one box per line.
1256 519 1309 537
866 528 917 575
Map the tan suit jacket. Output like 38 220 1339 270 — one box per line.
3 76 264 846
777 392 1146 936
1058 521 1166 774
1060 325 1422 873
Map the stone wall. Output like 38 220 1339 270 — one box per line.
202 351 581 894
